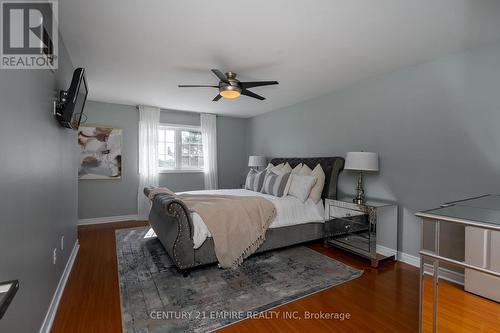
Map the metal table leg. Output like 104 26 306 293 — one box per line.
419 254 424 333
433 258 439 332
419 219 441 333
432 221 440 333
419 219 424 333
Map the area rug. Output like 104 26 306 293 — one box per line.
116 226 363 333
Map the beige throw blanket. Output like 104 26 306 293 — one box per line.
178 194 276 268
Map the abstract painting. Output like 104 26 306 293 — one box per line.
78 126 122 179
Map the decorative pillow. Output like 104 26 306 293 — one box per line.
261 171 291 197
244 169 255 190
298 164 313 176
280 162 293 174
309 164 326 203
244 169 256 189
288 174 317 203
268 163 284 174
264 162 288 185
244 169 267 192
283 163 303 196
292 163 303 173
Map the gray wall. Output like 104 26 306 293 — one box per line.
0 40 77 332
216 116 248 189
247 42 500 258
78 101 139 218
78 105 248 219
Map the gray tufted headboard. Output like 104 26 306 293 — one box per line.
269 157 345 200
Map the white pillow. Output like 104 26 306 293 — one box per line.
283 163 303 196
309 164 326 203
268 163 284 173
282 162 292 173
288 174 317 203
299 164 313 176
292 163 303 173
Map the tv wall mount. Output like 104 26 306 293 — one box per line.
53 90 87 128
53 90 68 116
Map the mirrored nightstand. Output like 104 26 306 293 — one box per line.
324 198 398 267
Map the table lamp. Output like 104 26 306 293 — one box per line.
248 156 267 171
345 152 379 205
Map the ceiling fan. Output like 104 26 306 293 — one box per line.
178 69 278 101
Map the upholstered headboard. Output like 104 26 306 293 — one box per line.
269 157 345 200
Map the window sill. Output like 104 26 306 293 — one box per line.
159 169 204 174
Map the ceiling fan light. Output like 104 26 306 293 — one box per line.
220 90 241 99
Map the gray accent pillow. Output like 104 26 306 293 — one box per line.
261 171 291 197
245 169 267 192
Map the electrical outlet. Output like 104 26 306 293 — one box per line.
53 248 57 265
61 236 64 251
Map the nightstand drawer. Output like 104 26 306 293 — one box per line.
324 216 369 237
326 205 365 220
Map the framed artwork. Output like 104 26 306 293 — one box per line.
78 126 122 179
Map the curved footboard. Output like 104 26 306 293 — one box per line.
144 187 196 270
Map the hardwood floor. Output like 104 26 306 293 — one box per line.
421 277 500 333
51 221 148 333
51 222 500 333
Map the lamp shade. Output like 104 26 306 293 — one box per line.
344 152 379 172
248 155 267 167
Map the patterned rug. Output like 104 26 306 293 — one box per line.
116 227 363 333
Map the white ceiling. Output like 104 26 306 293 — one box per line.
60 0 500 118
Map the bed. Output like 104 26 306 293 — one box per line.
144 157 344 273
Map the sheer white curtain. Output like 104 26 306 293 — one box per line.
137 105 160 219
200 113 218 190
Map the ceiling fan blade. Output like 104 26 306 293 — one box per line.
212 94 222 102
211 69 229 84
241 89 265 100
239 81 279 89
178 85 218 88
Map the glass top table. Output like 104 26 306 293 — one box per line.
415 194 500 333
417 195 500 231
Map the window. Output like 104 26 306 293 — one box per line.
158 125 204 172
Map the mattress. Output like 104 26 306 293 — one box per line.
178 189 325 248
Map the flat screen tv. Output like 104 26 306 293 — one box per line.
55 67 88 129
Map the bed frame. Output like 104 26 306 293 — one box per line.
144 157 344 273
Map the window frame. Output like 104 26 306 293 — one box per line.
158 123 204 174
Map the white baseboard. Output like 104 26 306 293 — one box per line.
376 244 398 257
39 240 79 333
78 214 139 225
375 245 420 267
424 263 464 286
397 251 421 268
379 247 465 286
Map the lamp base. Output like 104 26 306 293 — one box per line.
353 171 365 205
353 197 365 205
